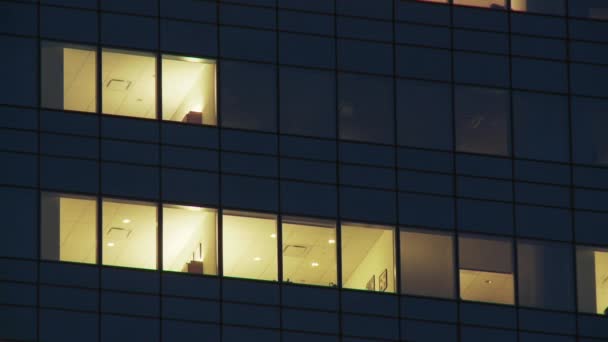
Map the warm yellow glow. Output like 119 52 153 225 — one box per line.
453 0 506 9
594 251 608 314
253 257 262 262
122 218 131 224
270 233 277 238
107 242 115 247
162 55 217 125
342 223 396 293
328 239 336 244
459 269 515 305
311 262 319 267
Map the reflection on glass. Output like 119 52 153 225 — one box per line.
41 193 97 264
511 0 565 15
577 246 608 315
223 211 278 281
162 55 216 126
163 205 217 275
282 217 337 287
102 198 157 270
455 86 510 156
454 0 507 9
517 240 574 311
342 223 396 293
459 235 514 305
401 229 455 299
41 42 96 112
338 73 394 144
102 49 156 119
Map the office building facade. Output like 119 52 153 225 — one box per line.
1 0 608 341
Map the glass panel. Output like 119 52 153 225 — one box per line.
282 217 337 287
162 55 216 126
455 86 510 156
511 0 565 15
569 0 608 20
454 0 507 9
162 204 217 275
572 97 608 166
459 235 514 305
41 42 96 112
40 193 97 264
400 229 455 299
220 61 277 132
517 240 574 311
279 67 336 138
338 73 394 144
576 246 608 315
222 211 278 281
513 92 569 162
102 198 157 270
102 48 156 119
397 79 452 150
341 223 396 293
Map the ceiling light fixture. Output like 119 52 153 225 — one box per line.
253 257 262 262
107 242 115 247
328 239 336 244
122 219 131 224
270 233 277 238
311 262 319 267
485 280 493 284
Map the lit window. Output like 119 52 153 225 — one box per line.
40 193 97 264
102 198 157 270
222 211 278 281
342 223 396 293
163 204 217 275
102 48 156 119
454 0 507 9
41 42 96 113
400 229 455 299
162 55 217 126
576 246 608 315
511 0 565 15
517 240 574 311
459 235 514 305
282 217 337 287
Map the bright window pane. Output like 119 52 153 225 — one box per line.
511 0 565 15
517 240 574 311
102 49 156 119
342 223 396 293
41 193 97 264
163 204 217 275
401 229 455 299
222 211 278 281
102 198 157 270
577 246 608 315
459 235 514 305
41 42 96 112
282 217 337 287
454 0 507 9
162 55 216 126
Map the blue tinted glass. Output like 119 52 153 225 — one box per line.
513 92 569 162
455 86 510 156
572 97 608 166
220 61 277 132
397 79 452 150
280 67 335 138
338 73 394 144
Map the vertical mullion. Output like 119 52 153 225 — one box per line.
216 1 224 341
156 1 164 339
96 1 103 342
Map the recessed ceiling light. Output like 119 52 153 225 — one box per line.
107 242 115 247
253 257 262 262
311 262 319 267
122 219 131 224
184 206 201 211
485 280 493 284
270 233 277 238
328 239 336 244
